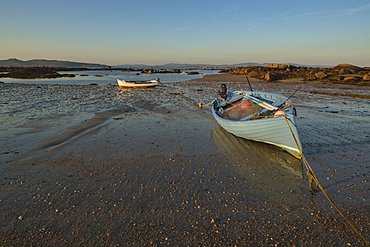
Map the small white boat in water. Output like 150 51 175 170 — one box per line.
211 84 302 158
117 78 160 88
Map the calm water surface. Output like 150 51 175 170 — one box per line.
0 69 221 85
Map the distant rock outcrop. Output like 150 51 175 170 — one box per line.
222 63 370 85
333 63 363 71
0 67 75 79
265 64 294 69
314 71 328 80
363 74 370 81
141 69 181 74
264 72 284 82
343 76 360 82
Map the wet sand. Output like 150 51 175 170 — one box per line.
0 75 369 246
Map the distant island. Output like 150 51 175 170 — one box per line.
0 58 329 68
0 58 108 68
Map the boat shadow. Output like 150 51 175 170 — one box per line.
211 126 306 207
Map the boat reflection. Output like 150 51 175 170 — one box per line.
212 126 306 207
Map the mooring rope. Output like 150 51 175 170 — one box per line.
176 91 369 244
284 115 370 246
172 92 213 108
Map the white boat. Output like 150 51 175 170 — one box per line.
117 78 160 88
211 85 302 159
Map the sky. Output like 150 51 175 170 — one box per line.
1 0 370 67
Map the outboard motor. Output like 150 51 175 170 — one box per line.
218 83 227 99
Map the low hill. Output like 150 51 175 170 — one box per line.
0 58 107 68
1 58 331 69
333 63 363 71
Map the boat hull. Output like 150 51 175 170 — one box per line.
117 79 160 88
211 91 302 159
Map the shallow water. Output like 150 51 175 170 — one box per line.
0 69 221 85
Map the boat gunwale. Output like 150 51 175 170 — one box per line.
212 90 295 123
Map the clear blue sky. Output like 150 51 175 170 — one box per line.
1 0 369 66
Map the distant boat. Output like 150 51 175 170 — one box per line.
117 78 160 88
211 84 302 158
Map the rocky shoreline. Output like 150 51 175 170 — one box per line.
221 63 370 85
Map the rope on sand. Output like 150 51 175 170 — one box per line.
284 116 370 246
177 92 369 245
172 92 212 108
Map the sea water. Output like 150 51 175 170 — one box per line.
0 69 221 85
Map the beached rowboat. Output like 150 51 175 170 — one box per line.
211 85 302 158
117 78 160 88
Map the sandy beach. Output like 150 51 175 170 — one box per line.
1 74 369 246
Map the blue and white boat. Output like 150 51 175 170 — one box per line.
211 85 302 159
